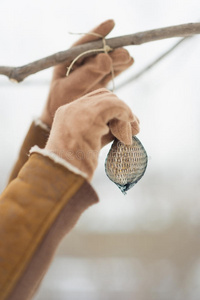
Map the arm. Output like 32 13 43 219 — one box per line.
0 89 139 300
1 152 98 300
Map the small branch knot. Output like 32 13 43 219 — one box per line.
104 45 113 52
66 34 113 77
10 78 19 83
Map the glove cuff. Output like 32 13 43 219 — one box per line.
34 118 50 131
30 146 88 180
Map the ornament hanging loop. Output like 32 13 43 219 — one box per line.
66 32 115 92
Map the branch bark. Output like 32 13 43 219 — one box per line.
116 36 191 90
0 22 200 82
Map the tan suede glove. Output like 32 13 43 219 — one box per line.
45 88 140 181
8 20 134 183
40 19 134 126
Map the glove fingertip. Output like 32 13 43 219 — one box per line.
121 123 133 145
131 121 140 136
110 120 133 145
91 19 115 38
101 19 115 34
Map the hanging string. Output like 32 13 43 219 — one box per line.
66 32 115 92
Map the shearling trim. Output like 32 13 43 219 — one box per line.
34 119 50 132
30 146 88 179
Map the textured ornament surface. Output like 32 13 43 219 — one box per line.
105 136 148 194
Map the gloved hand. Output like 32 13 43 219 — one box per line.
45 88 140 181
40 19 134 126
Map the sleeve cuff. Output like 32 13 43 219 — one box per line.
30 146 88 180
33 118 50 132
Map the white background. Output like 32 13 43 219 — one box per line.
0 0 200 299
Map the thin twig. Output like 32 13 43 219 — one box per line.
116 36 191 90
0 22 199 82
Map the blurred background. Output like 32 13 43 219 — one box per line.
0 0 200 299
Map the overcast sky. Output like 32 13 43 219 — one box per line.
0 0 200 231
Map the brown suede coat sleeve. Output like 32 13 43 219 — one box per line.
0 153 98 300
8 121 49 183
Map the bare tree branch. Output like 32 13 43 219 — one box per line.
116 36 191 90
0 22 200 83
